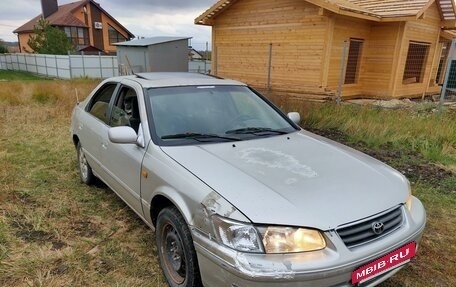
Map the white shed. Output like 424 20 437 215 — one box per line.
115 36 191 74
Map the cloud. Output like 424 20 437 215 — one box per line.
1 0 41 20
0 0 216 43
102 0 215 12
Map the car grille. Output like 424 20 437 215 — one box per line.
336 206 404 248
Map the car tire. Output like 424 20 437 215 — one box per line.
77 142 94 185
156 207 202 287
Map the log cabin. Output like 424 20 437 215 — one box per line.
196 0 456 100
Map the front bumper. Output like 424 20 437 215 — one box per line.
192 198 426 287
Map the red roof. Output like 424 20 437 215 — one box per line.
13 0 134 38
14 1 87 33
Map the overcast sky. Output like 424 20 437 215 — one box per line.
0 0 216 50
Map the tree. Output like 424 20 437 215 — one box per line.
27 18 74 55
0 39 8 54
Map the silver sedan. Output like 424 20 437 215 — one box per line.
70 72 426 287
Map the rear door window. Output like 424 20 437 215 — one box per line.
87 83 117 124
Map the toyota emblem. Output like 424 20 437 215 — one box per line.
372 221 385 235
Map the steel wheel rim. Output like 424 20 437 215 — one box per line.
161 223 186 284
79 149 88 180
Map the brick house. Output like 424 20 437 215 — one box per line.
14 0 134 54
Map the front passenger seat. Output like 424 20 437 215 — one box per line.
129 97 141 133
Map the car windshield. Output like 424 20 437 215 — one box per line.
146 85 297 145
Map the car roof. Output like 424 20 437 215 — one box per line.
109 72 246 88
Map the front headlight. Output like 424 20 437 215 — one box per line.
211 215 326 254
258 226 326 253
211 215 264 253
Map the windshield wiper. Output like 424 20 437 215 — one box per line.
161 132 241 142
225 127 289 135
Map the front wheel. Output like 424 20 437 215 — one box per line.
156 207 202 287
77 142 94 185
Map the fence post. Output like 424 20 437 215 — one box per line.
267 43 273 96
34 54 38 74
99 52 103 78
55 55 59 78
44 55 48 77
68 51 73 79
16 54 19 71
81 51 86 77
112 56 115 77
214 46 218 76
336 40 348 105
24 54 28 72
438 38 456 113
204 41 208 74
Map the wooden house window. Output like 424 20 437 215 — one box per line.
108 25 127 45
344 39 363 84
63 27 88 46
403 42 429 84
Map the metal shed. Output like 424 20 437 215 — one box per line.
115 36 191 74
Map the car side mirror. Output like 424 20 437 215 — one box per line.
287 112 301 125
108 126 137 144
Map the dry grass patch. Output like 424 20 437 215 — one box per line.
0 77 166 286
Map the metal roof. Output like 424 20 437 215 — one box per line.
114 37 192 47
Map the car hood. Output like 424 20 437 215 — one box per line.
161 130 409 230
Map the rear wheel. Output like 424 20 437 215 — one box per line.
77 142 94 185
156 207 202 287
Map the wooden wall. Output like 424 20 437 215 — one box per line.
211 0 445 99
326 18 401 98
326 15 371 96
212 0 329 92
101 14 131 54
392 2 442 98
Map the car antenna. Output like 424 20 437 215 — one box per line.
74 88 79 105
124 55 140 77
125 55 147 80
124 55 147 80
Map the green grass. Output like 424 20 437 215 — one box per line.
0 79 454 286
271 97 456 167
0 70 47 81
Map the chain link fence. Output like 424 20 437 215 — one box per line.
438 38 456 112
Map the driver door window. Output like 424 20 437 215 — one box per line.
110 87 141 132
